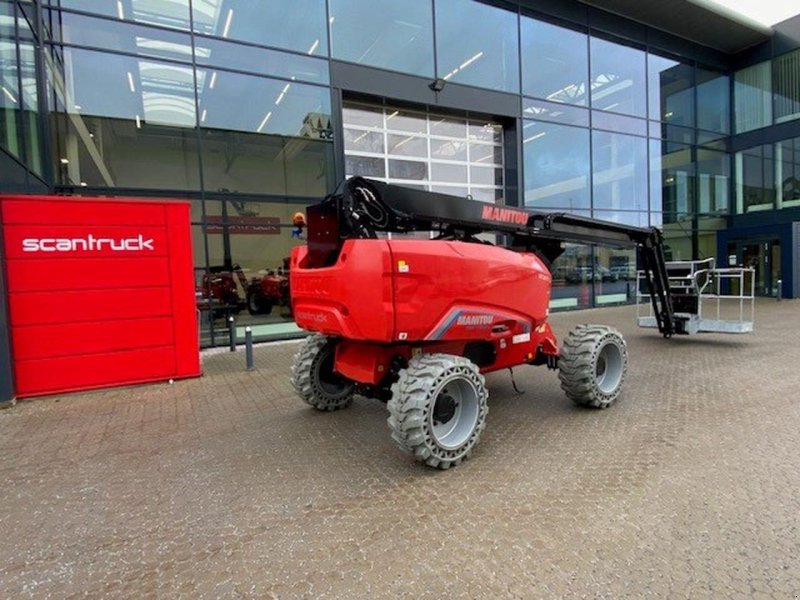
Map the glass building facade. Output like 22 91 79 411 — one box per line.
1 0 799 346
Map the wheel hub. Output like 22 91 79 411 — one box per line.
433 392 457 424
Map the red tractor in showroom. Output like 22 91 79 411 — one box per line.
288 177 752 469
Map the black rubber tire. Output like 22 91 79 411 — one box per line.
290 334 354 411
387 353 488 469
558 324 628 408
246 293 272 316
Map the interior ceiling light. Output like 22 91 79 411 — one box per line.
307 39 319 55
127 71 136 93
1 86 17 103
222 9 233 38
209 71 217 89
257 111 272 133
116 0 124 20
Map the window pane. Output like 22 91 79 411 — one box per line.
430 138 467 161
734 61 772 133
653 141 693 221
592 130 648 212
521 16 588 105
57 0 191 31
344 128 384 153
431 162 467 183
387 133 426 158
697 148 729 215
48 9 193 62
430 116 466 138
1 1 20 159
523 121 590 211
51 47 201 189
735 145 774 213
591 110 647 136
330 0 433 77
194 37 329 84
436 0 519 93
389 159 427 180
590 37 646 117
550 244 592 310
648 53 693 126
197 70 331 138
778 138 800 208
386 108 426 134
346 155 385 178
774 49 800 124
192 0 327 56
522 98 589 127
696 67 729 134
19 36 40 175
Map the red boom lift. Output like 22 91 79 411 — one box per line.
288 177 730 469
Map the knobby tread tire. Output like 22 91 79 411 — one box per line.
290 334 354 411
387 353 488 469
558 324 628 409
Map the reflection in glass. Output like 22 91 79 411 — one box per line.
696 148 729 214
696 67 729 134
777 137 800 209
592 130 648 212
197 69 331 139
387 134 426 158
591 111 647 136
344 128 384 154
590 37 646 117
195 37 329 84
522 98 589 127
192 0 327 56
735 145 774 213
773 49 800 124
1 0 20 159
51 47 201 189
652 140 692 221
436 0 519 93
523 121 590 211
48 9 194 62
330 0 433 77
345 155 385 178
550 244 592 309
648 53 693 126
734 61 772 133
521 16 588 105
57 0 192 31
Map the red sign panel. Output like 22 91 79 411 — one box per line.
0 196 201 398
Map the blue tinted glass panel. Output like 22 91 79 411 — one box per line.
331 0 433 77
697 148 729 214
520 16 588 105
590 37 646 117
1 0 21 159
192 0 327 56
593 210 649 227
56 0 191 31
195 37 329 84
197 69 331 139
522 98 589 127
591 110 647 136
696 67 729 134
592 130 648 211
648 53 693 126
436 0 519 93
523 121 590 211
651 140 692 220
734 61 772 133
50 10 193 62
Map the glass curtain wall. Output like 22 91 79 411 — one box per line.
1 0 40 174
43 1 334 345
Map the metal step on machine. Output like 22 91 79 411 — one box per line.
636 257 755 335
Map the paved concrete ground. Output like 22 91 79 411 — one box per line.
1 300 799 599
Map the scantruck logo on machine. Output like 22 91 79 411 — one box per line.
22 234 156 253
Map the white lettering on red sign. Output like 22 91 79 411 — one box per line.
22 234 155 253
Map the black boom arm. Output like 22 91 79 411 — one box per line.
306 177 678 337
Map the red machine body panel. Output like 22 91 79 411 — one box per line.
291 238 559 384
0 195 201 398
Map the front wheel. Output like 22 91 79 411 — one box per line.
387 354 488 469
290 335 354 411
558 324 628 408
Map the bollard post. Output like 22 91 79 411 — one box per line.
777 279 782 301
228 315 236 352
245 326 254 371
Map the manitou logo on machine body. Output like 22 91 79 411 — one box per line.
481 205 529 226
22 234 156 253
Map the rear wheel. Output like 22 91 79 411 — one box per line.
247 292 272 316
558 324 628 408
290 335 354 411
387 354 488 469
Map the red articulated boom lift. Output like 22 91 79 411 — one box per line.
289 177 751 469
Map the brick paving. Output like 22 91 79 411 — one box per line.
1 300 799 599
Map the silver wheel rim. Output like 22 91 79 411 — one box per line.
429 375 480 450
596 341 624 394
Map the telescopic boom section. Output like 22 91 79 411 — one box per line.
306 177 679 337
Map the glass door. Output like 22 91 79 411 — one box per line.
739 239 780 296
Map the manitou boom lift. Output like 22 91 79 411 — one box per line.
289 177 753 469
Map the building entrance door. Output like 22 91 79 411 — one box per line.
739 239 781 296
